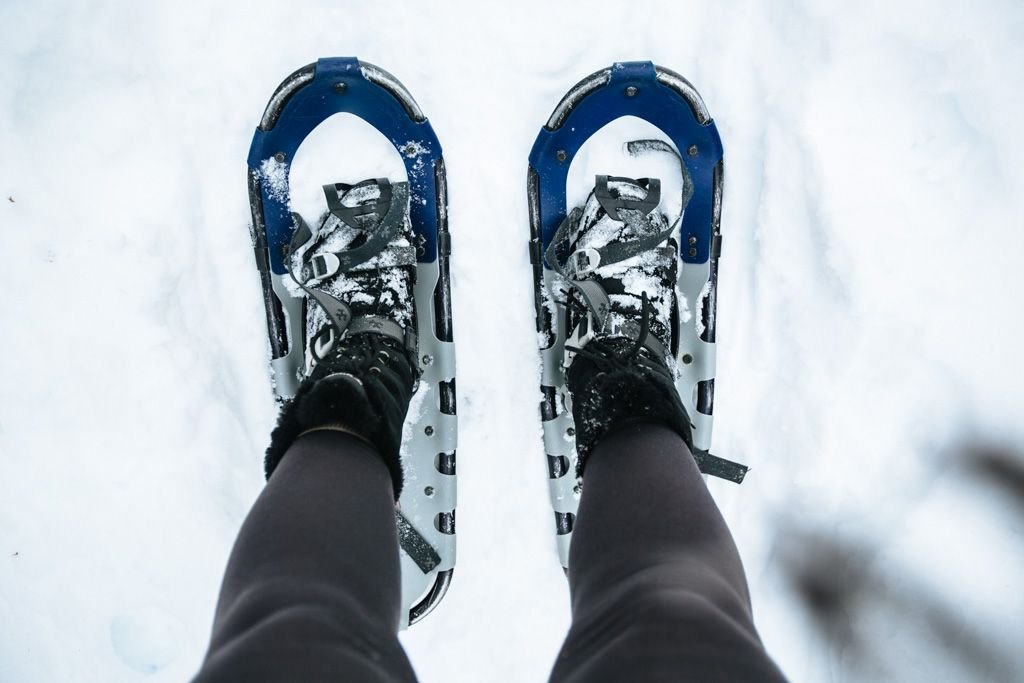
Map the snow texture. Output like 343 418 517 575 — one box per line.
289 112 408 222
258 157 289 203
1 1 1023 682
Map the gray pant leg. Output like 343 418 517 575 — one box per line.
550 423 788 683
193 431 417 683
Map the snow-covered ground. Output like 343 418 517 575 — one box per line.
2 1 1023 681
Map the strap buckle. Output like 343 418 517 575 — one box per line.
309 252 341 281
567 247 601 277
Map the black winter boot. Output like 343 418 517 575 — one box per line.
265 178 419 499
560 176 695 476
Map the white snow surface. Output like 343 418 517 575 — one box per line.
289 113 408 221
2 1 1024 682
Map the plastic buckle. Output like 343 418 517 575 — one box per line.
568 247 601 277
310 252 341 281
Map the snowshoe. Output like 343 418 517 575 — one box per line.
527 61 747 569
246 57 456 627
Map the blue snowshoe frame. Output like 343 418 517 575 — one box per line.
528 61 747 568
246 57 457 626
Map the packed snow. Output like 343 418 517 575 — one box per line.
2 1 1023 681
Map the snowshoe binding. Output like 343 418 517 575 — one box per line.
246 58 456 627
527 61 747 569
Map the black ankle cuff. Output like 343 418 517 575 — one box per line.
567 345 693 478
265 337 416 500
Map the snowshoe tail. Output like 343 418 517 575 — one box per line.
527 62 747 569
246 57 456 627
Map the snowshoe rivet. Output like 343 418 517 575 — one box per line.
687 145 698 157
273 152 286 163
566 427 575 437
378 350 391 362
682 353 694 364
688 235 698 246
425 425 434 436
625 86 638 97
556 149 568 163
333 82 347 93
424 486 435 497
422 354 433 366
369 366 381 375
688 247 698 257
403 144 416 157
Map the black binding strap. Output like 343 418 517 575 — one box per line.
543 182 677 279
345 315 409 348
594 175 661 220
284 180 415 345
625 139 695 213
300 180 410 281
542 142 698 338
324 177 393 226
692 450 749 484
396 512 442 574
307 289 354 338
567 279 611 331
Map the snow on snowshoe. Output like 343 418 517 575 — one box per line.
246 57 456 627
527 61 747 569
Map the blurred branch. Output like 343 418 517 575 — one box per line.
776 440 1024 682
960 444 1024 515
